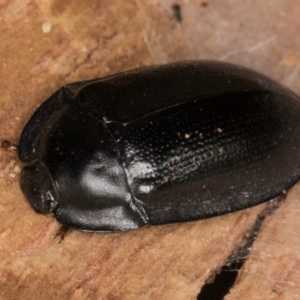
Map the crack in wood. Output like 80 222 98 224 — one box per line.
197 195 286 300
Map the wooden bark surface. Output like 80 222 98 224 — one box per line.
1 1 300 299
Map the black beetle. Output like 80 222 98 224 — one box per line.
19 61 300 232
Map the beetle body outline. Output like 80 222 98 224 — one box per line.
19 61 300 232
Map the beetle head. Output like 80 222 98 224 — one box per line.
21 163 59 214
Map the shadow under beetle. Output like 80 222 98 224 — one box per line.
18 61 300 232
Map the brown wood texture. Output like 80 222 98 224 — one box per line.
1 1 300 299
